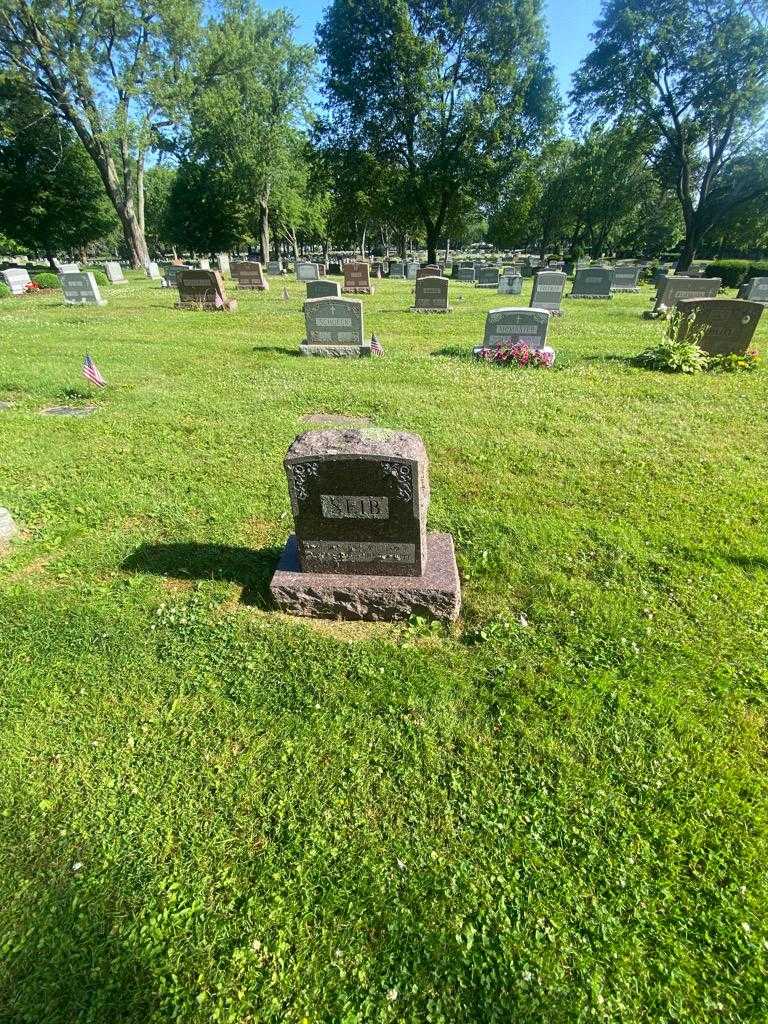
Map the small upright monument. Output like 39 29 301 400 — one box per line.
342 262 374 294
301 296 371 357
175 269 237 311
270 428 461 622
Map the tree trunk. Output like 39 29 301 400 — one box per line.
259 194 270 264
676 228 698 272
137 152 146 238
426 230 438 266
361 223 367 256
444 238 450 263
120 199 149 269
47 251 57 270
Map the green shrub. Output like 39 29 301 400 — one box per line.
633 335 710 373
704 259 750 287
32 272 61 290
744 260 768 282
0 282 12 299
82 266 109 286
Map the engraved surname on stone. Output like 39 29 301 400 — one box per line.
494 324 539 334
302 540 416 564
320 494 390 519
315 317 353 327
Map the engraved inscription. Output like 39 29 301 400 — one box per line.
292 461 319 502
316 317 353 327
301 540 416 564
321 495 390 520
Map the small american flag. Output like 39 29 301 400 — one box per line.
371 334 383 357
82 354 107 387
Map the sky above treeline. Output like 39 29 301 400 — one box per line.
259 0 604 108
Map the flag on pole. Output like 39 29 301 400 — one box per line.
371 334 383 357
82 354 107 387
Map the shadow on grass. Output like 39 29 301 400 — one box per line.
255 346 301 356
122 542 282 607
431 345 475 360
581 354 634 365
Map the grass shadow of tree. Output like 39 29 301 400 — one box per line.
121 542 282 607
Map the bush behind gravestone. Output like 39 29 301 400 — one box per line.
703 259 768 288
32 272 61 290
82 267 109 286
0 282 11 299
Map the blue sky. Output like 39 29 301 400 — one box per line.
260 0 604 105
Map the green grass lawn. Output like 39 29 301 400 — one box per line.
1 274 767 1023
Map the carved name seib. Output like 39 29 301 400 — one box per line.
285 431 428 577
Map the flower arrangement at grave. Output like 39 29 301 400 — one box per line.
24 280 41 294
476 341 556 368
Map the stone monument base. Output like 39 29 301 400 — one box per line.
409 306 453 313
342 287 375 294
569 294 612 300
612 287 640 293
270 532 461 622
299 343 372 357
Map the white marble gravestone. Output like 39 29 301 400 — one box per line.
104 261 126 284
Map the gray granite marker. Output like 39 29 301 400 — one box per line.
675 298 764 356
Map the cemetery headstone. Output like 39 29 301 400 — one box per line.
301 296 370 357
307 279 341 299
652 275 720 313
389 261 406 279
0 507 17 542
611 266 641 292
163 263 190 288
342 261 374 294
474 307 551 357
198 258 211 270
297 262 321 282
530 270 566 314
59 262 79 275
230 261 269 291
456 265 476 283
146 261 161 280
411 275 451 313
104 261 126 284
570 267 613 299
416 265 441 279
675 298 763 356
476 267 500 289
328 261 343 276
60 271 106 306
266 259 283 276
498 273 523 296
175 269 237 311
738 277 768 304
269 428 461 622
216 253 230 275
405 262 420 280
1 268 31 295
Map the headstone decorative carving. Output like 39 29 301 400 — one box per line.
675 298 763 356
342 261 374 294
306 279 341 299
270 429 461 622
611 266 641 292
411 275 451 313
1 268 31 295
104 261 126 284
738 277 768 305
530 270 566 314
474 307 551 357
175 269 237 311
301 296 371 357
230 261 269 290
60 271 107 306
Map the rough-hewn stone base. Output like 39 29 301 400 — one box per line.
569 294 612 300
342 287 375 294
612 287 640 293
270 532 461 622
409 306 453 313
299 343 372 357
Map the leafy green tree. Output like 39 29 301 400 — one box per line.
572 0 768 269
180 2 313 261
317 0 559 264
142 165 177 255
0 75 117 263
0 0 201 266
